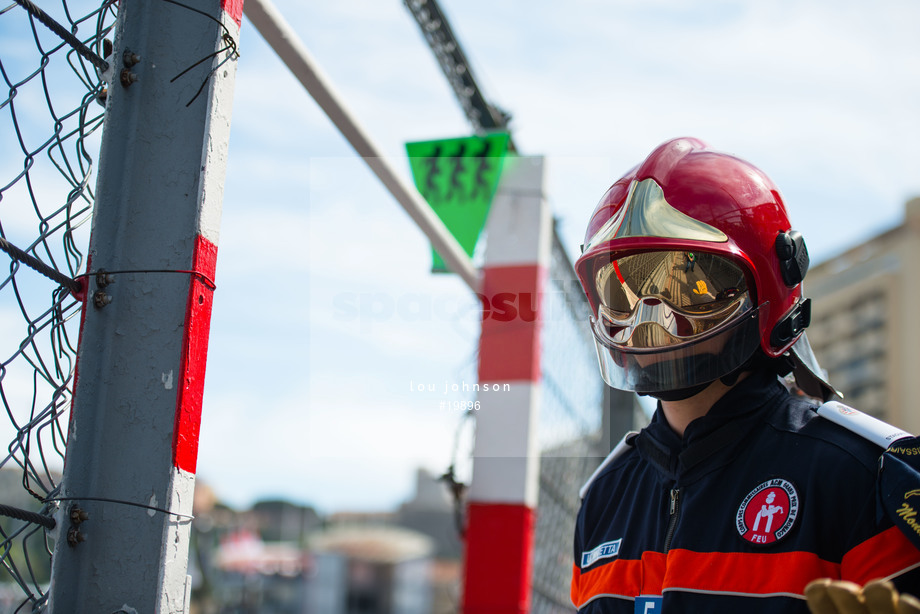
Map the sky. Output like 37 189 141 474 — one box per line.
192 0 920 513
3 0 920 516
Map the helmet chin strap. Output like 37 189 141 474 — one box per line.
643 382 712 402
639 348 787 402
634 351 728 401
718 363 748 387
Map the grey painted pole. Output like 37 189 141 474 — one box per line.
243 0 481 294
47 1 242 611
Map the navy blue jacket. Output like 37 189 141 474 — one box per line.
572 369 920 612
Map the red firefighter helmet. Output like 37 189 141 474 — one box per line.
574 137 834 400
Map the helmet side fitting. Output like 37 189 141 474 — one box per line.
576 137 837 401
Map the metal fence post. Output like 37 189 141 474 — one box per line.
47 1 243 611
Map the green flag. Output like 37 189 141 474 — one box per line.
406 132 511 272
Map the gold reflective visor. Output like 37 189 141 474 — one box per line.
593 251 751 348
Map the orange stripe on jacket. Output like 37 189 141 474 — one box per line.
572 531 920 610
571 553 665 607
572 550 837 607
842 526 920 584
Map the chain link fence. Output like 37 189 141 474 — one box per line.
0 0 115 609
530 226 608 614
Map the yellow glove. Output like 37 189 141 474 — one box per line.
805 578 920 614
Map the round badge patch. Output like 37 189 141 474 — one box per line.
736 479 799 546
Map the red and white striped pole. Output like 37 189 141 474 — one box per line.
48 2 241 611
463 156 550 614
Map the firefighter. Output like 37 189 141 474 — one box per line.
570 137 920 613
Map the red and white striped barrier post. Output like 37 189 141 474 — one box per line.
463 156 550 614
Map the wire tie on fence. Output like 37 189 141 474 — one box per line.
0 503 56 529
77 268 217 290
12 0 109 73
47 497 194 521
0 235 85 297
161 0 240 106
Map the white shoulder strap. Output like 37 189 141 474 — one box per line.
579 432 638 500
817 400 912 449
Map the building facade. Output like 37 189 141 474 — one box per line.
804 197 920 434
